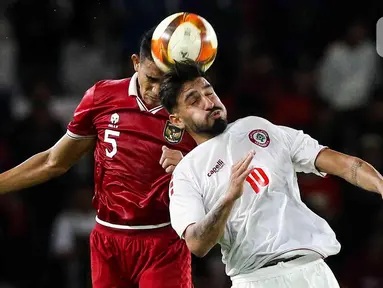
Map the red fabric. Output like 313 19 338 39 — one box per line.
67 79 196 226
90 223 193 288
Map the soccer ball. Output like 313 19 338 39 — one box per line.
151 12 218 73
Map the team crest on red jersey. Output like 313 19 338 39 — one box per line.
163 121 184 144
249 129 270 147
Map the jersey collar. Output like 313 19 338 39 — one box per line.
128 72 139 97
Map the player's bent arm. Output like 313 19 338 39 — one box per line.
315 148 383 195
0 134 95 194
183 196 236 258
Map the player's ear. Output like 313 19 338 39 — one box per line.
131 54 140 72
169 114 185 129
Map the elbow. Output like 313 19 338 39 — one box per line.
45 151 69 177
185 240 210 258
194 252 208 258
51 166 69 177
47 162 69 177
183 224 215 258
192 248 209 258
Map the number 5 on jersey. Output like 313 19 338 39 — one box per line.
246 167 269 193
104 129 120 158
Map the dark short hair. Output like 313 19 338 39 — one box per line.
139 27 155 61
160 60 206 113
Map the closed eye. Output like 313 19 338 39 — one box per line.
190 97 199 105
146 75 161 83
185 92 200 105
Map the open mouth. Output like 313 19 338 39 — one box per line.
210 110 221 119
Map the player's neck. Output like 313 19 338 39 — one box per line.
189 132 214 145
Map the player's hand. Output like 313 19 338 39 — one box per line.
159 146 183 173
225 151 255 202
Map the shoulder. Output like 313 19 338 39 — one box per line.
229 116 277 132
173 137 218 180
92 78 131 104
174 148 200 177
94 78 131 91
228 116 289 149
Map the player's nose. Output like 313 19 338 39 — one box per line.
203 96 214 110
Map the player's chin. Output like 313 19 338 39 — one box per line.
211 117 228 134
143 94 160 106
211 115 227 124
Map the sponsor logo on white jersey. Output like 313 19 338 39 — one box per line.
207 159 225 177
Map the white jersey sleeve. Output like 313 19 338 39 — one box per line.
169 169 206 238
279 126 327 177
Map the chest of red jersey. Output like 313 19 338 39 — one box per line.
67 78 196 225
92 87 195 181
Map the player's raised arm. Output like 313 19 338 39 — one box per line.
278 124 383 197
0 82 99 194
0 134 95 194
315 149 383 197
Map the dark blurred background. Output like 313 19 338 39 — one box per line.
0 0 383 287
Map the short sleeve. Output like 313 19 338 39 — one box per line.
169 171 206 238
67 85 97 139
279 126 327 177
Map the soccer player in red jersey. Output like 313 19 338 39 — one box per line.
0 27 196 287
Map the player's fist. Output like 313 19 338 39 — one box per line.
226 151 255 202
159 146 183 174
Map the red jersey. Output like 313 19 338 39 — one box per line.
67 74 196 226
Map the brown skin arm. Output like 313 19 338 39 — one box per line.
183 196 236 257
0 134 95 194
315 148 383 196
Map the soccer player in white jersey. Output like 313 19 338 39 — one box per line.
159 60 383 288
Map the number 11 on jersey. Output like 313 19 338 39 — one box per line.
104 129 120 158
246 167 269 193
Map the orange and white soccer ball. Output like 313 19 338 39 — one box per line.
151 12 218 73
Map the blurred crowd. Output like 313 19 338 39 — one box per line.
0 0 383 287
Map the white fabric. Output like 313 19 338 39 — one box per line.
170 116 341 277
128 72 139 96
231 255 339 288
95 216 170 230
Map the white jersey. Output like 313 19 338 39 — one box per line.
169 116 341 277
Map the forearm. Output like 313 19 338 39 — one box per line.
0 150 67 194
184 196 236 257
316 149 383 194
345 158 383 193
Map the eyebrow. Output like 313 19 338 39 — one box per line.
183 83 212 101
203 83 212 90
